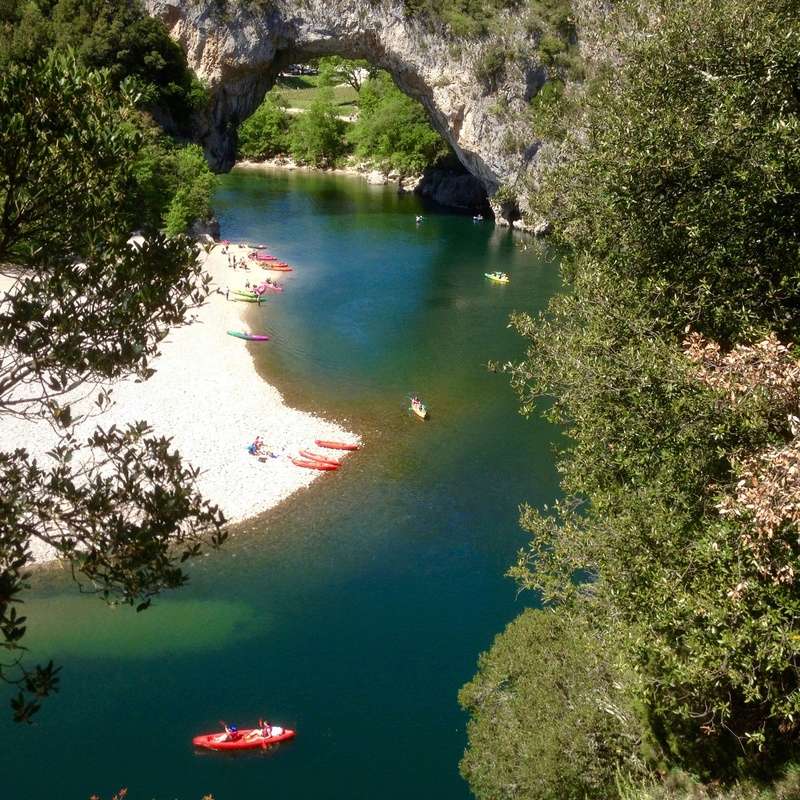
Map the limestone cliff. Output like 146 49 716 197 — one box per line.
144 0 573 227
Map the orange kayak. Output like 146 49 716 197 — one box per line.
299 449 341 466
315 439 359 451
291 457 338 471
193 727 296 751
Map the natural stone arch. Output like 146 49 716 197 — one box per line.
145 0 550 225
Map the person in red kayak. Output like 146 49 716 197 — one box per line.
223 723 241 741
259 718 272 738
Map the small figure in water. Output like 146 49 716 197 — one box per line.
415 215 424 224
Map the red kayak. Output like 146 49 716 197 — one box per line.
292 457 338 471
264 266 293 272
193 727 296 752
299 449 341 466
315 439 360 451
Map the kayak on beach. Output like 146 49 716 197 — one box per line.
315 439 360 451
227 330 269 341
299 449 341 466
193 726 295 752
263 265 293 272
291 457 339 471
485 271 510 284
231 295 265 303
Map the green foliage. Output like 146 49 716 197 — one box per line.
348 73 448 174
287 88 348 167
0 53 225 721
0 51 142 262
486 0 800 785
318 55 376 92
460 606 646 800
163 144 217 236
237 92 290 160
0 0 205 126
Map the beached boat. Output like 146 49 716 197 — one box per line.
193 726 295 752
291 457 338 471
262 261 289 268
232 288 259 299
315 439 360 451
227 330 269 341
231 295 264 303
299 449 341 466
485 272 509 284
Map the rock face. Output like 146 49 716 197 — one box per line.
144 0 553 225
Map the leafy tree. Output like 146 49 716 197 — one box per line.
460 606 646 800
0 54 225 722
237 92 291 160
163 144 217 236
318 56 376 93
287 88 348 167
0 0 207 127
349 72 448 175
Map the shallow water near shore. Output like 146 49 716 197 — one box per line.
1 168 562 799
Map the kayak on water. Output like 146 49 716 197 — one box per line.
299 449 341 466
291 457 338 471
485 271 510 284
410 395 428 420
227 330 269 341
315 439 360 451
193 726 296 752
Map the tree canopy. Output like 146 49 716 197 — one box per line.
0 53 225 722
462 0 800 794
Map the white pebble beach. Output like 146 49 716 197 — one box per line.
0 243 358 564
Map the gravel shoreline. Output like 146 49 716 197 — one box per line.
1 243 359 564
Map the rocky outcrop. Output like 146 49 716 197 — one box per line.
415 165 491 213
144 0 556 227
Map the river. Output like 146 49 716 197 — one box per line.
0 168 561 799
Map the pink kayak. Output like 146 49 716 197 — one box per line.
193 726 296 752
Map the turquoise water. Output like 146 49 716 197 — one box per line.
0 168 562 799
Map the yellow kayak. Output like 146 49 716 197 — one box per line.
485 272 509 284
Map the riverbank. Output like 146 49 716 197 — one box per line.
1 243 358 564
236 157 422 192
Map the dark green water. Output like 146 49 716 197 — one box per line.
1 168 561 799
